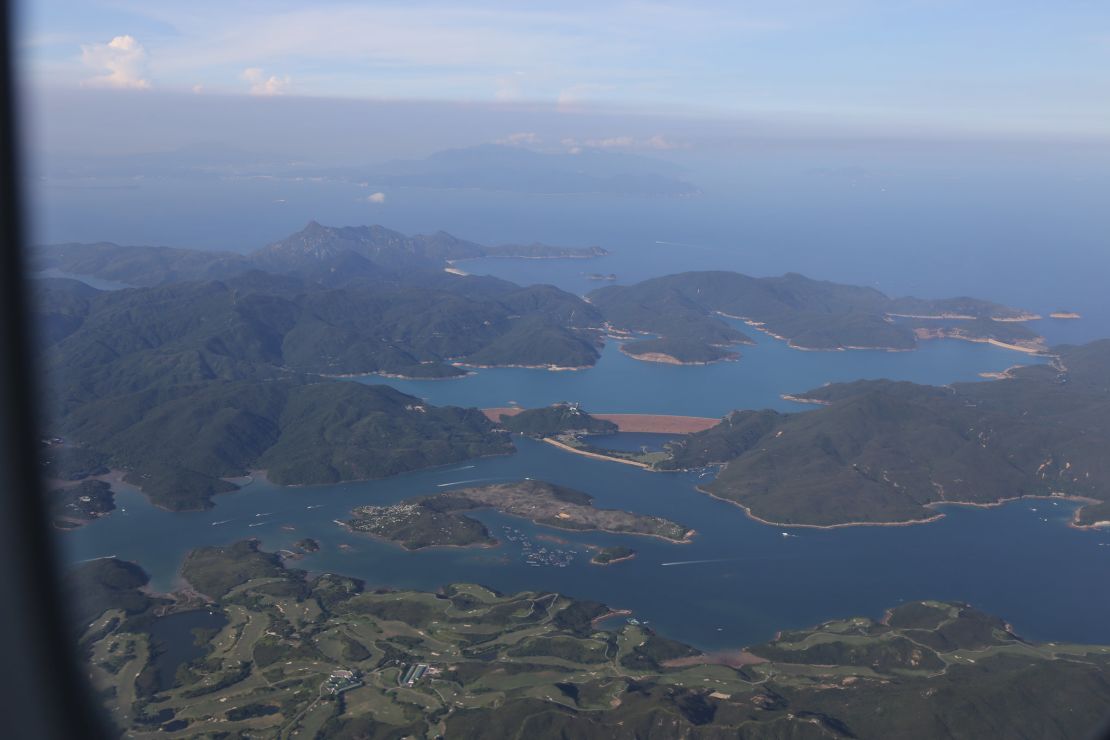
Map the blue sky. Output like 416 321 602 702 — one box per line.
16 0 1110 138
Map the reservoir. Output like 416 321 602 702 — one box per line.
356 332 1041 417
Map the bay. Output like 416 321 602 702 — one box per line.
60 437 1110 652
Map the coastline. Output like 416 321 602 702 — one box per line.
693 483 1102 531
591 609 632 625
453 361 593 372
321 368 475 381
913 328 1047 355
779 393 831 406
619 345 738 366
977 364 1027 380
715 310 1048 355
590 552 637 566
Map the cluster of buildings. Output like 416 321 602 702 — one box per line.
400 663 430 687
325 669 362 695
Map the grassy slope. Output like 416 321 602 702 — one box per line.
72 549 1110 739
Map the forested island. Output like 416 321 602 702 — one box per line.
589 545 637 565
69 544 1110 738
344 480 692 549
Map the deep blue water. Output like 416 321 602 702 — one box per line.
62 437 1110 651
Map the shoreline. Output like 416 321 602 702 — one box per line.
887 312 1042 323
590 552 637 566
619 345 738 366
322 368 475 381
453 361 593 372
913 328 1048 355
591 609 632 625
693 483 1101 530
779 393 831 406
715 310 1048 355
540 437 652 469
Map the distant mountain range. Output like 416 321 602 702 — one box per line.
37 221 606 288
44 142 699 196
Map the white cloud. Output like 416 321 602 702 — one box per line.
242 67 291 96
645 134 686 150
80 35 150 89
365 192 386 204
560 137 583 155
496 132 541 147
494 72 525 101
556 83 614 107
561 134 689 152
586 136 635 149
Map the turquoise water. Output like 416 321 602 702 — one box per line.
61 437 1110 651
358 331 1043 417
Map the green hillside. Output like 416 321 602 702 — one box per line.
658 341 1110 527
590 270 1043 358
499 404 618 437
71 548 1110 739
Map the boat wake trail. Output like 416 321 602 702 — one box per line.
437 478 489 488
660 558 740 567
75 555 117 564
